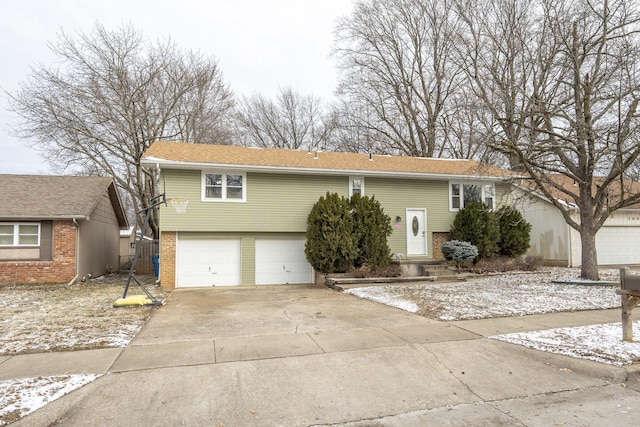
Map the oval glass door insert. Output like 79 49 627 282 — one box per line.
412 216 419 236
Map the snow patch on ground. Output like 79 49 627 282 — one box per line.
0 277 164 355
345 286 420 313
344 269 621 321
344 268 640 366
0 275 164 425
0 375 99 426
491 322 640 366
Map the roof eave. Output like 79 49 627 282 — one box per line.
0 215 87 221
142 157 512 182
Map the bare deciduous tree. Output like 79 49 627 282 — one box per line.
8 23 235 238
236 87 334 151
459 0 640 279
328 100 389 154
454 0 537 169
333 0 462 157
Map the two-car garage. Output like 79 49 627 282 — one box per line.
175 236 313 288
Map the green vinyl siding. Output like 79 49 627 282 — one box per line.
162 170 347 232
163 168 510 262
242 237 254 285
364 177 453 259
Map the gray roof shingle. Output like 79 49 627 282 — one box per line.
0 175 128 227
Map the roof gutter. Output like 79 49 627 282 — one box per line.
0 215 87 221
141 158 512 182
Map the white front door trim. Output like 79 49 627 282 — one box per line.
406 208 427 256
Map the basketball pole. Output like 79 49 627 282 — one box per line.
114 193 166 307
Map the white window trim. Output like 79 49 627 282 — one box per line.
349 176 365 197
0 222 41 247
201 170 247 202
449 181 495 211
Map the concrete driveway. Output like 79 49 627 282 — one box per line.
14 284 640 426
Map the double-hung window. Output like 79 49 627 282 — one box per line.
0 223 40 246
202 171 246 201
350 176 364 197
450 182 495 210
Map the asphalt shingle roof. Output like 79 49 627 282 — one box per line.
142 141 511 179
0 175 127 226
528 174 640 210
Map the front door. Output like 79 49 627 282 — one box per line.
406 208 427 256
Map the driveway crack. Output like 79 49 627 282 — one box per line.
283 310 298 333
421 344 483 402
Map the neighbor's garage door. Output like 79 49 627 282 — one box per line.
177 238 241 287
596 227 640 265
255 239 313 285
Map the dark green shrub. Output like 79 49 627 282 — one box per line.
449 201 500 258
441 240 479 263
351 194 393 269
495 206 532 257
305 192 357 273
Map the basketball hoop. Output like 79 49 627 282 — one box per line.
169 198 189 214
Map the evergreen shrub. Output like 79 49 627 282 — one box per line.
449 201 500 258
305 192 357 274
496 206 532 258
441 240 479 266
351 194 392 269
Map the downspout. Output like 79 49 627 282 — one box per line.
156 162 162 285
566 221 572 268
567 208 575 268
66 218 80 286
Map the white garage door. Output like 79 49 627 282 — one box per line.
255 239 313 285
596 227 640 265
177 238 241 287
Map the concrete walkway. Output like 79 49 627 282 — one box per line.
3 284 640 426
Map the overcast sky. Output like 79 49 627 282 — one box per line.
0 0 355 174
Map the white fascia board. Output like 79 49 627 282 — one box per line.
141 157 509 182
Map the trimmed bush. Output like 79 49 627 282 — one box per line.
449 201 500 258
496 206 532 258
305 192 357 273
351 194 392 269
441 240 479 268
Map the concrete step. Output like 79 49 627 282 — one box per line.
421 263 456 277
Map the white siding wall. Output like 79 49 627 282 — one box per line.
519 196 570 265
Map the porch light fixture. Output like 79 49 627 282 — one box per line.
395 216 402 222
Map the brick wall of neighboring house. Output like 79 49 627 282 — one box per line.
0 220 77 285
160 231 176 291
432 232 449 260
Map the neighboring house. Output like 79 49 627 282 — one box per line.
120 226 135 267
519 175 640 266
141 141 512 289
0 175 129 285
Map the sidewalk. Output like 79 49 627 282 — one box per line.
3 285 640 426
0 308 629 381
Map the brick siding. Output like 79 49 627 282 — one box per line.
0 220 77 285
160 231 176 290
432 232 449 260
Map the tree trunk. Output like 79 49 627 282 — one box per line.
580 228 600 281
